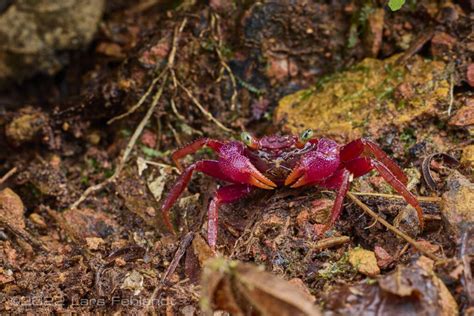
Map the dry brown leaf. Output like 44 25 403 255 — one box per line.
201 257 321 316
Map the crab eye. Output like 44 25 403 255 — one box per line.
300 128 314 142
241 132 257 148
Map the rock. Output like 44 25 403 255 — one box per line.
431 32 457 59
63 208 118 240
275 55 449 139
374 246 394 269
266 56 298 82
441 171 474 237
0 268 14 285
348 248 380 277
0 188 25 230
364 8 384 57
461 145 474 168
85 237 105 250
0 0 105 85
467 64 474 87
449 104 474 127
5 107 49 145
29 213 47 229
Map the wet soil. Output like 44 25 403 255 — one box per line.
0 0 472 314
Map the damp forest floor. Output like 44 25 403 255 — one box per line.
0 1 473 314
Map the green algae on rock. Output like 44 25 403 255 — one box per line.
275 55 450 139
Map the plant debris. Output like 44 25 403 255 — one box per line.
0 0 472 314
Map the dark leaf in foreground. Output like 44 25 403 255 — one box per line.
201 257 321 316
325 256 458 315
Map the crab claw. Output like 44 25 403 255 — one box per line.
284 165 308 188
285 141 341 188
247 165 277 189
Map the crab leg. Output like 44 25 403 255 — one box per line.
161 157 275 232
161 160 231 231
340 138 408 185
208 184 253 249
323 169 351 231
372 160 424 229
172 138 225 171
341 139 424 229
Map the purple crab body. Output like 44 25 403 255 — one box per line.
161 131 424 250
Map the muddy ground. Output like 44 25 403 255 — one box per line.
0 0 473 314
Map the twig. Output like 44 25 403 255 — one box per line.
347 192 441 261
107 18 186 125
349 191 442 203
146 232 194 311
212 13 238 111
175 79 233 133
107 70 166 124
0 167 17 185
447 73 454 116
170 98 186 121
314 236 350 250
0 216 49 252
167 122 182 147
140 159 179 173
70 18 188 209
397 29 434 65
304 236 350 262
70 75 168 209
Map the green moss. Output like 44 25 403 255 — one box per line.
275 55 449 139
318 251 353 280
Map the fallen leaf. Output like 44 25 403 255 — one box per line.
325 256 458 315
201 257 321 316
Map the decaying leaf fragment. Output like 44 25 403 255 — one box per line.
325 256 458 315
201 257 321 316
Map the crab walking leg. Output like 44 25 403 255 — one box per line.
161 160 232 231
323 169 351 232
372 160 424 229
208 184 253 249
172 138 225 171
340 138 408 185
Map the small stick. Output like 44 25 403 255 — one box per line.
0 217 49 252
70 18 187 210
397 29 434 64
447 73 454 116
176 80 233 133
107 17 186 125
0 167 17 185
146 232 194 311
107 70 167 124
212 13 238 111
350 191 442 203
347 192 441 261
304 236 350 262
314 236 350 250
70 76 168 209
